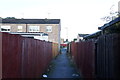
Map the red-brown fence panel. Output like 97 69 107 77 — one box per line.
0 33 2 80
70 40 95 78
21 38 53 78
96 34 120 78
0 32 55 79
69 33 120 79
2 33 22 78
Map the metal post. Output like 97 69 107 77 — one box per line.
65 27 68 39
26 23 28 32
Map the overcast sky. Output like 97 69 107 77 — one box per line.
0 0 119 40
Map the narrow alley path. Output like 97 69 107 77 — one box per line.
45 48 80 78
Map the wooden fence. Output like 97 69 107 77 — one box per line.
70 40 95 78
0 32 58 79
96 33 120 78
69 33 120 78
52 43 59 58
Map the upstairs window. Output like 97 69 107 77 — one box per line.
46 26 52 32
1 26 11 32
29 26 40 32
18 26 23 32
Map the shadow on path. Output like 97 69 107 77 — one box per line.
44 48 80 78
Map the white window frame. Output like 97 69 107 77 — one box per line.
17 26 23 32
46 26 52 32
0 26 11 32
29 26 40 32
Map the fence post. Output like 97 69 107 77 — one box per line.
0 33 2 79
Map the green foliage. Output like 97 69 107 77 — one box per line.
73 38 77 42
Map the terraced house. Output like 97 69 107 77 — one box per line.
0 18 61 49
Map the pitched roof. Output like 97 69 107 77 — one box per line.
0 19 60 24
99 17 120 30
78 34 89 37
83 31 101 40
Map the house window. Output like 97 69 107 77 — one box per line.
1 26 11 32
46 26 52 32
29 26 40 32
18 26 23 32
